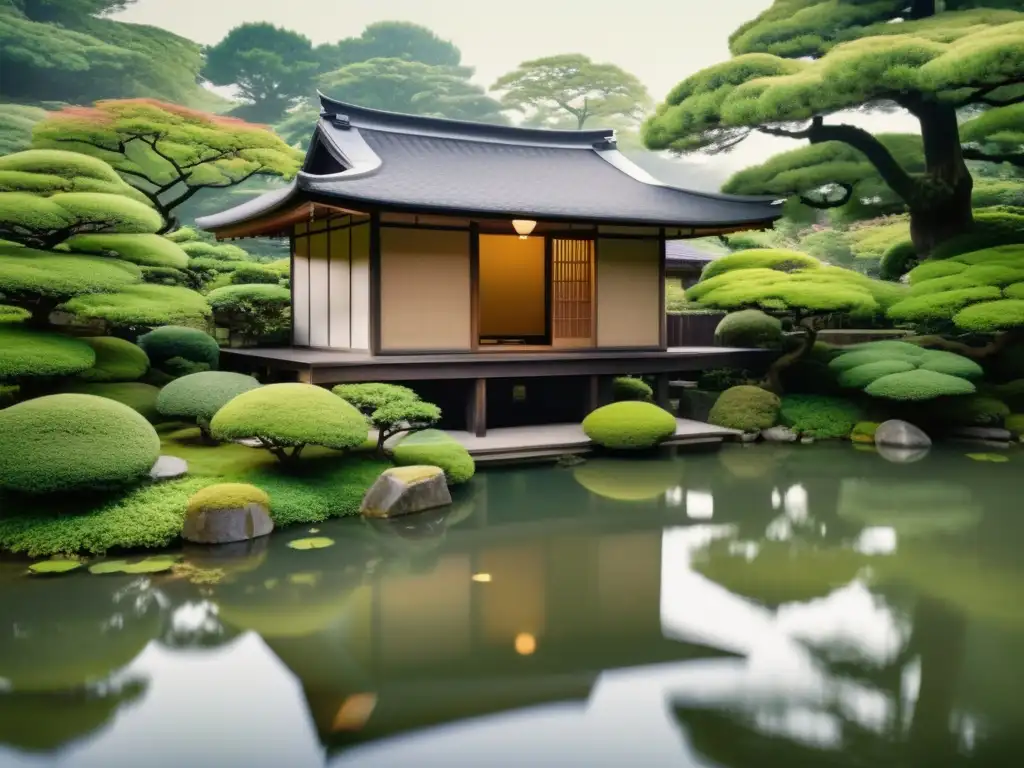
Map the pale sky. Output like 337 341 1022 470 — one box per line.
114 0 918 179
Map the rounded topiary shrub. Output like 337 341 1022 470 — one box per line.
75 337 149 383
210 383 368 461
851 421 879 444
612 376 653 402
864 370 977 401
65 382 162 423
137 326 220 371
157 371 262 435
0 327 95 382
229 266 281 286
713 309 783 349
708 385 780 432
0 394 160 494
778 394 863 439
879 240 918 281
582 401 677 450
392 429 475 484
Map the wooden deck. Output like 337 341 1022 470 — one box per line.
441 419 741 464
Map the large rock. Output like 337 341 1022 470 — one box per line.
150 455 188 481
761 425 797 443
183 503 273 545
875 420 932 449
361 466 452 519
948 426 1012 442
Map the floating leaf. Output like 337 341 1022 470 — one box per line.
287 537 335 550
89 560 130 575
28 559 83 575
89 557 179 575
966 452 1009 463
308 528 320 534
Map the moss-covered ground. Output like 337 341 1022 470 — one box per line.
0 424 388 557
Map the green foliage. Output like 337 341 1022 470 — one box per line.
1005 412 1024 435
778 394 862 438
723 230 780 251
140 265 189 286
798 229 854 265
210 383 369 460
971 179 1024 209
700 248 820 281
63 233 189 269
930 210 1024 260
179 240 251 261
0 326 94 381
698 367 759 391
612 376 653 401
332 382 441 452
63 382 161 423
60 283 211 328
837 358 917 389
864 369 977 401
989 379 1024 410
206 283 290 343
714 309 783 348
156 371 261 426
961 102 1024 162
0 303 29 323
879 240 919 281
851 421 879 443
0 148 148 201
0 190 161 250
75 336 148 382
137 325 219 369
582 401 677 449
0 247 140 302
954 298 1024 332
229 265 280 285
391 428 475 484
318 20 461 70
0 393 159 494
0 103 49 155
159 356 210 378
943 394 1011 427
491 53 651 129
708 385 780 432
186 482 270 514
332 383 417 412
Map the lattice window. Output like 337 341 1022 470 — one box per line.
551 239 593 340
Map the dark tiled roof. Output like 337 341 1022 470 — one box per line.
665 240 722 264
197 96 782 231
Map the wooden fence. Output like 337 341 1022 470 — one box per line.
666 312 726 347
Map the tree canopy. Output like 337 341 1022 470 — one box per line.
644 2 1024 254
491 53 651 130
961 102 1024 167
316 21 461 71
32 99 303 230
0 103 49 156
202 22 320 123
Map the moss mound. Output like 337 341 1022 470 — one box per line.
612 376 653 402
210 383 368 451
879 240 918 281
778 395 862 439
865 370 977 401
156 371 261 424
187 483 269 514
0 327 95 382
391 429 475 484
942 395 1011 427
75 337 149 383
713 309 783 349
582 401 677 449
708 385 780 432
137 325 219 370
830 341 983 401
851 421 879 444
1005 413 1024 436
0 394 160 495
64 382 162 423
837 359 916 389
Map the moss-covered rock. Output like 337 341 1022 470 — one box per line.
156 371 261 430
64 382 162 423
0 394 160 494
612 376 653 402
391 429 475 484
186 483 270 514
137 325 219 370
865 370 977 401
582 401 678 449
75 337 149 383
183 483 274 544
778 394 862 439
851 421 879 444
708 385 780 432
713 309 783 349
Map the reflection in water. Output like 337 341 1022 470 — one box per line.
0 443 1022 766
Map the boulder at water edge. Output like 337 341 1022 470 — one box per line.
360 466 451 519
762 426 797 443
875 420 932 449
183 483 274 545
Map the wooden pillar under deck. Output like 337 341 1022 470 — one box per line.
654 373 672 412
466 378 487 437
587 374 615 414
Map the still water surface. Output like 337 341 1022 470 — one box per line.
2 443 1023 767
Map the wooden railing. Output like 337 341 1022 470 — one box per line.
666 311 726 347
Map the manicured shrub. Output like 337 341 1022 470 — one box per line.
332 383 418 411
990 379 1024 410
1005 413 1024 436
612 376 653 401
64 233 190 269
851 421 879 444
930 210 1024 260
837 359 916 389
210 383 368 462
0 394 160 494
65 382 162 423
698 367 758 391
954 299 1024 333
75 337 149 383
879 240 918 281
0 326 95 382
708 385 780 432
778 394 863 439
137 326 220 370
162 357 212 377
582 401 677 449
229 265 281 285
186 483 270 515
391 429 475 484
206 284 290 344
701 248 820 280
156 371 262 440
864 370 977 401
829 342 983 400
713 309 783 349
0 304 29 323
61 284 212 328
942 395 1011 427
333 382 441 454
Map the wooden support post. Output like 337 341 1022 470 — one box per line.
587 374 615 414
466 378 487 437
297 367 313 384
655 373 672 412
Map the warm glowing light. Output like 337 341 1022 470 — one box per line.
331 693 377 732
472 573 492 583
515 633 537 655
512 219 536 238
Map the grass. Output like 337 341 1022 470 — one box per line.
0 425 389 557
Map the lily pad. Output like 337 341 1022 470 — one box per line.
966 453 1010 463
88 556 179 575
287 537 335 550
89 560 130 575
28 559 83 575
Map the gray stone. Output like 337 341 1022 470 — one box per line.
949 426 1012 442
800 436 816 445
235 438 265 449
875 420 932 449
740 431 759 443
761 425 798 443
361 466 452 519
150 455 188 481
877 444 930 464
182 503 273 545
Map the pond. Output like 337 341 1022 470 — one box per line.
1 443 1023 767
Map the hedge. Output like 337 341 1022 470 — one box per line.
137 326 220 369
612 376 653 401
229 265 281 285
713 309 783 348
0 327 95 381
0 394 160 494
65 382 162 423
391 429 475 484
61 284 211 328
778 394 862 439
156 371 262 429
75 337 149 383
708 385 780 432
582 401 677 449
